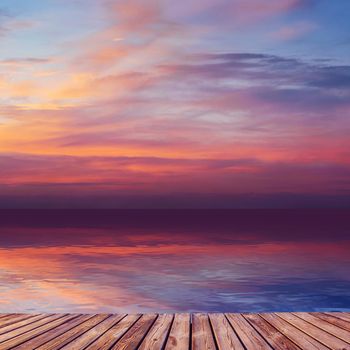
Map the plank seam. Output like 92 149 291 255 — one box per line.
224 314 248 350
207 314 220 350
160 313 175 350
2 314 80 349
80 314 128 350
0 314 51 338
323 312 350 323
291 312 350 345
244 314 303 350
35 314 95 350
0 315 25 322
238 313 274 350
0 315 37 331
273 313 333 350
0 314 67 345
134 314 159 350
55 314 112 350
103 314 143 350
260 313 330 350
189 313 192 350
314 313 350 332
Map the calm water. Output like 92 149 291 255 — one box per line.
0 210 349 313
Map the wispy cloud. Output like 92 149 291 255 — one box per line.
271 21 317 41
1 0 350 207
0 57 52 66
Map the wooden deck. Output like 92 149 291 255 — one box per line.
0 313 349 349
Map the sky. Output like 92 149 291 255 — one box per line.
0 0 350 208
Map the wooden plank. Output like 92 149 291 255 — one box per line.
0 315 26 326
0 314 48 336
192 313 216 350
0 314 61 344
0 316 12 321
209 313 244 350
243 313 301 350
276 312 350 350
0 312 346 350
59 314 124 350
0 314 76 350
164 313 190 350
85 314 141 350
111 314 157 350
138 314 173 350
12 314 93 349
36 314 110 350
0 315 21 321
325 312 350 323
0 315 37 330
226 313 272 349
293 312 350 344
260 313 327 350
314 312 350 332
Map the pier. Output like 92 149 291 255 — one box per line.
0 312 349 349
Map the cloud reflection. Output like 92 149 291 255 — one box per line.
0 210 349 313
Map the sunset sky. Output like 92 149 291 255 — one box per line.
1 0 350 207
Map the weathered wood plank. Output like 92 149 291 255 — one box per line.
59 314 124 350
138 314 173 350
325 312 350 323
209 313 244 350
0 316 12 320
164 313 190 350
243 313 301 350
292 312 350 344
36 314 110 350
260 313 327 350
0 314 76 350
226 313 272 349
111 314 157 350
0 312 346 350
0 315 26 326
0 314 48 336
0 315 22 321
314 312 350 332
0 314 62 344
277 312 350 349
86 314 141 350
12 314 92 350
192 313 216 350
0 315 36 330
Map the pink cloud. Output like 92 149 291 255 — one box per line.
271 21 317 40
108 0 162 33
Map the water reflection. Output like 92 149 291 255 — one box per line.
0 210 349 313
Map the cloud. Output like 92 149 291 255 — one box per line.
0 57 52 66
108 0 163 33
1 1 349 208
308 65 350 88
1 51 350 176
0 11 37 37
161 52 350 100
271 21 317 41
226 0 308 24
1 153 349 201
0 8 10 36
161 0 312 28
